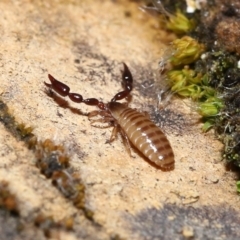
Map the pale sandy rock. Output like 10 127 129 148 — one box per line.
0 0 240 239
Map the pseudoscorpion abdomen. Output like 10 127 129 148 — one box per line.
109 102 174 170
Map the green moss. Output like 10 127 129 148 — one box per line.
195 51 240 165
156 5 240 139
167 67 203 97
167 9 196 34
198 99 223 117
170 36 205 66
166 61 224 131
168 50 240 167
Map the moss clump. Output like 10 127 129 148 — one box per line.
195 51 240 165
151 0 194 35
165 36 223 132
167 68 223 131
153 2 240 176
167 66 202 95
166 9 196 35
170 36 205 66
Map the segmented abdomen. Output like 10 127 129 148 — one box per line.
113 105 174 170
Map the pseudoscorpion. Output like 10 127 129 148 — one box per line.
44 63 174 170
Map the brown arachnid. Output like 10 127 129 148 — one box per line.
44 63 174 170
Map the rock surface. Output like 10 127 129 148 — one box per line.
0 0 239 239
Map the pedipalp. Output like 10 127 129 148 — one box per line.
45 62 132 109
111 63 133 102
